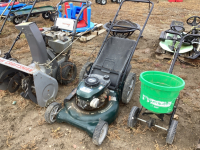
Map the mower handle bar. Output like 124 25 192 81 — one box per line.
57 0 91 7
168 33 200 74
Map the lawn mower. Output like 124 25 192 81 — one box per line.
0 0 78 107
158 16 200 59
128 29 200 144
44 0 154 146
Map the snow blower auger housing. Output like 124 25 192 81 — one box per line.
0 22 76 107
44 0 154 146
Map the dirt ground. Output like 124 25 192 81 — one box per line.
0 0 200 149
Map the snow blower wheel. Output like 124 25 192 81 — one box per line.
45 102 62 124
57 61 77 85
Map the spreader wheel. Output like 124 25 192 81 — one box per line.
101 0 107 5
128 106 139 128
166 120 178 144
79 62 93 83
57 61 77 85
92 120 108 146
122 72 136 104
42 12 50 19
45 102 61 124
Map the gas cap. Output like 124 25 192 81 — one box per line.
85 77 100 87
103 75 109 80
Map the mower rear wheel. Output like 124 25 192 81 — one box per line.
57 61 77 85
79 62 93 83
166 120 178 144
121 72 136 104
127 106 139 128
92 120 108 146
101 0 107 5
42 12 50 19
45 102 61 124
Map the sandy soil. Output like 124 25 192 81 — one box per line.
0 0 200 149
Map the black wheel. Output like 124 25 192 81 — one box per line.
121 72 136 104
101 0 107 5
166 120 178 144
116 0 122 3
111 0 117 2
50 13 56 22
127 106 139 128
45 102 61 124
57 61 77 85
42 12 50 19
96 0 101 4
92 120 108 146
78 62 93 83
13 16 21 25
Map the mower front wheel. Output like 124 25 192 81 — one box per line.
127 106 139 128
45 102 61 124
79 62 93 83
166 120 178 144
121 72 136 104
92 120 108 146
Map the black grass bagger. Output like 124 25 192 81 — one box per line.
44 0 154 146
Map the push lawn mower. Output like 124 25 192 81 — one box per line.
44 0 154 146
158 16 200 59
0 0 78 107
128 30 200 144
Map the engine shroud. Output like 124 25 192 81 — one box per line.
77 74 110 101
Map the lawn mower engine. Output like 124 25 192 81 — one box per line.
0 22 76 107
76 74 111 110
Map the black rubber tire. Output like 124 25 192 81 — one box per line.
116 0 122 3
12 16 21 25
78 62 93 83
42 12 50 19
127 106 139 128
101 0 107 5
44 102 61 124
96 0 101 4
50 13 56 22
121 72 136 104
92 120 108 146
111 0 117 2
166 120 178 144
57 61 77 85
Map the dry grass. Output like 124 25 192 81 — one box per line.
5 131 13 147
51 127 64 139
21 140 38 150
